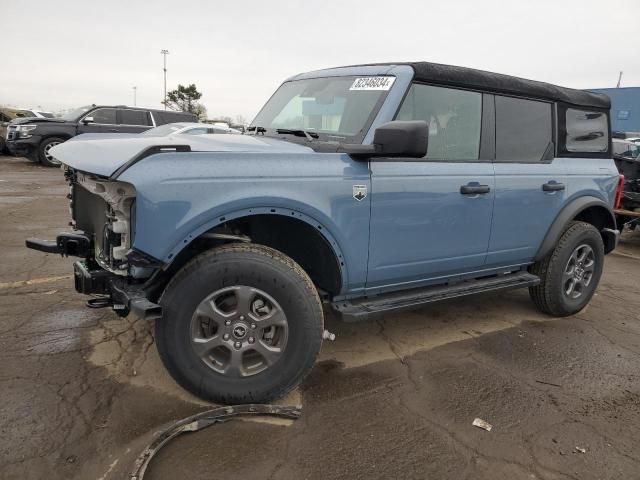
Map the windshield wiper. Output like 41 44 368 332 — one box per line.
276 128 318 141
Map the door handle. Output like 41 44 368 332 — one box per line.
460 184 491 195
542 181 565 192
108 129 119 132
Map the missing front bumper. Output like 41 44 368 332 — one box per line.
73 261 162 320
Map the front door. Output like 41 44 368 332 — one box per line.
366 83 495 292
77 108 119 133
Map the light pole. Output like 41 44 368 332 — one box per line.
161 49 169 109
132 86 137 106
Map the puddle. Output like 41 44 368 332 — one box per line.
16 308 101 355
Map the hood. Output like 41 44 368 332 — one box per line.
10 117 68 125
49 133 315 178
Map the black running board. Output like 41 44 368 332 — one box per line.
332 271 540 322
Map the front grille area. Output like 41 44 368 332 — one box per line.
73 183 109 237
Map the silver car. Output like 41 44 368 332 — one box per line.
141 122 241 136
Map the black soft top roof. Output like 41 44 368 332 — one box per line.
360 62 610 109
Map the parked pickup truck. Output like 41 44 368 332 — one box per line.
26 62 621 404
6 105 196 166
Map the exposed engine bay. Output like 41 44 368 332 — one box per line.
68 168 136 275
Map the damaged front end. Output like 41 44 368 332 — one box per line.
26 166 163 320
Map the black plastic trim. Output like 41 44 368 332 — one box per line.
333 270 539 322
479 93 495 161
110 145 191 180
534 196 616 260
126 248 165 268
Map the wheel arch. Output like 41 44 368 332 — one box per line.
40 133 73 144
155 206 348 299
535 196 617 261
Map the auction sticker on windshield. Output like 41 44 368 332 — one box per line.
350 77 396 91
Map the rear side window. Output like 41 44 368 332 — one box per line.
495 96 552 162
89 108 117 124
396 83 481 160
120 109 151 126
564 108 608 153
153 111 197 125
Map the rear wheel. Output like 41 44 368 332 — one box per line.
38 137 65 167
529 221 604 316
157 243 324 404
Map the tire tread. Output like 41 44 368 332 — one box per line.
157 242 323 404
529 221 604 317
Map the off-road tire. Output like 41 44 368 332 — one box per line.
156 243 324 404
529 221 604 317
38 137 65 167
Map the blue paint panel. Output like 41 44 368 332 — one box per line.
367 161 495 292
51 133 316 178
117 151 371 294
562 157 619 205
488 160 568 266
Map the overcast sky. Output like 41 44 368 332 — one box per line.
2 0 638 121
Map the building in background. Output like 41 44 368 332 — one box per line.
589 87 640 133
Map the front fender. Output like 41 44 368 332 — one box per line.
119 151 372 294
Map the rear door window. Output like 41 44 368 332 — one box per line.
495 96 552 162
119 109 152 126
395 83 482 161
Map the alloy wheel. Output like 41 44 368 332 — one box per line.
562 244 595 300
190 285 289 377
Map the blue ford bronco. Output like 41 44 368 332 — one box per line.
26 62 621 404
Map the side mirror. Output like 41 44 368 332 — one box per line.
82 116 94 124
339 120 428 159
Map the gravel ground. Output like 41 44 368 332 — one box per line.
1 155 639 480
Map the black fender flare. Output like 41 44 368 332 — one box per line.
534 196 617 261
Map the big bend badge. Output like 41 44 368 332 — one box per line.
353 185 367 201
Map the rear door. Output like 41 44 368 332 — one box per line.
117 109 154 133
367 83 495 292
487 95 567 267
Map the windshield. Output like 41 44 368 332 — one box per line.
251 76 395 142
38 112 56 118
141 123 188 136
60 106 94 121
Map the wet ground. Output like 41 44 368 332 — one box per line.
1 155 639 480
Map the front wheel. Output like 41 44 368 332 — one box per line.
529 221 604 317
156 243 324 404
38 137 65 166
